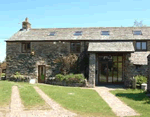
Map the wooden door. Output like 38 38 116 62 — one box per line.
38 65 46 83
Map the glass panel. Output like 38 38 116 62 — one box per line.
118 63 122 82
101 31 109 35
100 63 107 82
118 56 122 62
142 42 146 50
136 42 141 50
108 61 113 82
133 31 142 35
113 56 117 62
49 32 56 36
74 31 82 36
113 62 117 82
22 44 26 52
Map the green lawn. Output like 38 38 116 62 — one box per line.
38 84 116 117
0 81 50 110
110 89 150 117
0 81 13 106
9 82 50 110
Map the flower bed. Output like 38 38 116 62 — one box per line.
46 73 87 87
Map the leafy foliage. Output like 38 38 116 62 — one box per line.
53 54 78 75
55 74 65 81
133 20 147 27
55 73 85 83
11 72 25 82
41 74 45 80
134 75 147 86
0 73 5 77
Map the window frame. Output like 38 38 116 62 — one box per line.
22 42 31 53
70 42 81 53
49 32 56 36
74 31 82 36
101 31 110 36
133 30 142 35
135 41 147 51
135 65 141 72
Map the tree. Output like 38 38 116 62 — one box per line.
53 54 78 75
133 20 147 27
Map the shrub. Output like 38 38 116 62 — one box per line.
135 75 147 87
55 73 85 83
1 73 5 77
11 72 25 82
53 54 78 75
41 74 45 80
55 74 65 81
0 73 6 80
65 73 85 83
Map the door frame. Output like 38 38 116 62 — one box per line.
98 53 124 84
38 65 46 83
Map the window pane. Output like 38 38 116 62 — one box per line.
100 63 107 83
49 32 56 36
101 31 109 35
136 42 141 50
142 42 146 50
74 31 82 36
22 44 26 52
133 31 142 35
113 56 117 62
113 62 117 82
70 42 80 53
118 56 122 62
27 43 30 49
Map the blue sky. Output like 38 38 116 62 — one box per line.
0 0 150 62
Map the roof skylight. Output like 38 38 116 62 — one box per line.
101 31 109 35
133 31 142 35
49 32 56 36
74 31 82 36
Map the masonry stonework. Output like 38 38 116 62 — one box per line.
6 42 70 82
124 53 148 87
89 53 96 87
147 54 150 93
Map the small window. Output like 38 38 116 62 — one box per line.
74 31 82 36
70 42 81 53
133 31 142 35
49 32 56 36
135 65 141 71
101 31 109 35
136 41 147 51
22 42 31 53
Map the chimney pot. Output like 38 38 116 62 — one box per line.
22 17 31 30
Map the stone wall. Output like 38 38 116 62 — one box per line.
6 41 70 82
147 54 150 93
88 53 96 87
6 41 90 83
124 53 148 87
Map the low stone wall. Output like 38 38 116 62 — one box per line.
46 80 86 87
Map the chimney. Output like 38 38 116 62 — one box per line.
22 17 31 30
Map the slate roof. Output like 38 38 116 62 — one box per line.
129 52 150 65
7 27 150 41
88 42 135 52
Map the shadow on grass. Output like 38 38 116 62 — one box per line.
114 91 150 104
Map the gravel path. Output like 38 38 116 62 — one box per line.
94 87 140 117
4 86 78 117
